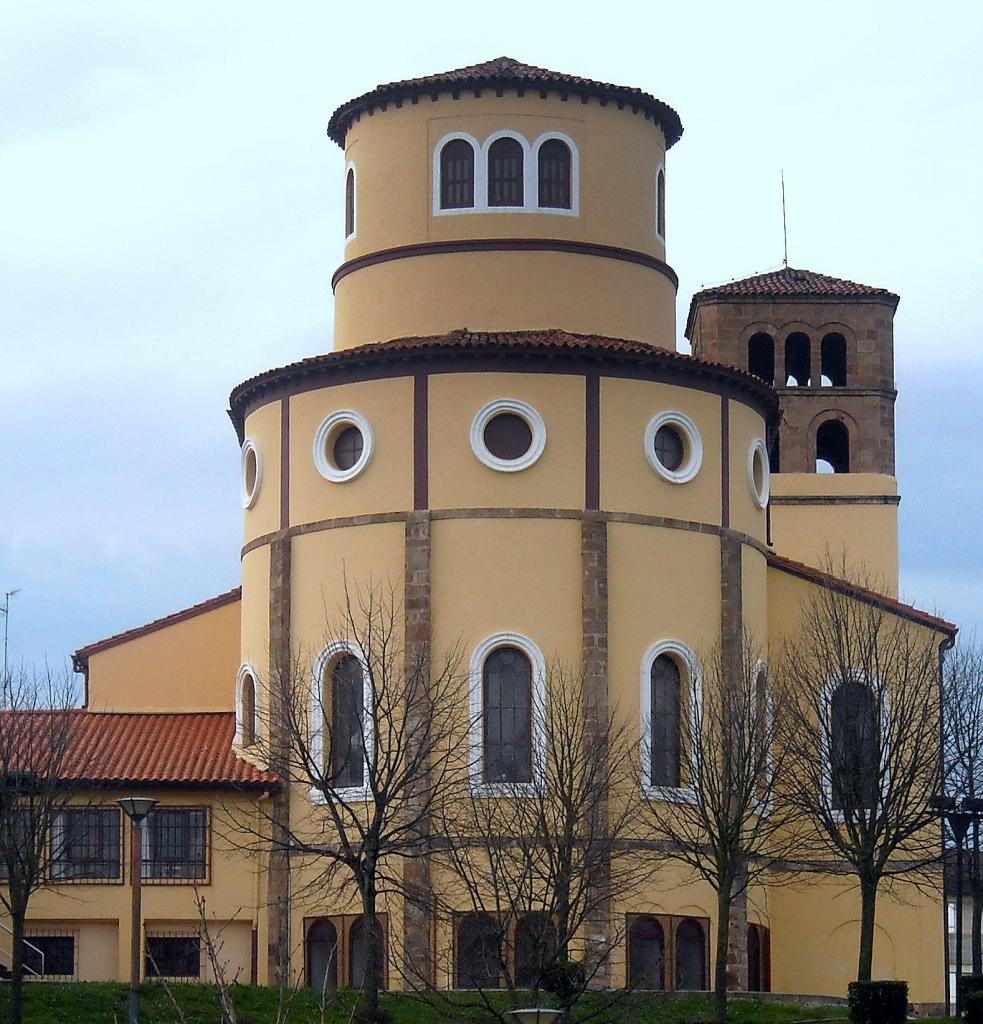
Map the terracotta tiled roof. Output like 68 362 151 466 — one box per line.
685 267 900 339
327 56 683 148
229 328 778 434
0 711 278 789
73 588 241 670
766 552 957 637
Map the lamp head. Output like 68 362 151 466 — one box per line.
117 797 158 824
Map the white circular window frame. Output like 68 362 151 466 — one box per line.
313 410 374 483
644 411 703 484
470 399 547 473
240 438 263 509
748 437 771 509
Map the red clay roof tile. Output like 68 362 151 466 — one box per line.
327 56 683 148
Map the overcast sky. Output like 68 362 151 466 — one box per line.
2 1 981 683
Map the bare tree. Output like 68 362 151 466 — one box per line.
778 564 947 983
0 668 85 1024
942 637 983 971
640 636 792 1024
224 579 467 1022
420 663 644 1023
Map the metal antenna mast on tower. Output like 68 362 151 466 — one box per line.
2 588 21 702
781 170 789 267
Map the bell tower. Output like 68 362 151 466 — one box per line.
686 266 901 593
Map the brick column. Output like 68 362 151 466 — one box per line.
582 514 612 985
402 512 434 987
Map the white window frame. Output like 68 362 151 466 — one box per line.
468 632 547 796
752 660 774 816
747 437 771 509
640 640 701 803
644 411 704 484
240 437 262 510
470 398 547 472
313 409 374 483
344 161 357 243
234 662 262 747
311 639 373 803
433 130 581 217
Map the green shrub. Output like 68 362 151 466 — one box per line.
847 980 908 1024
961 975 983 1014
965 990 983 1024
541 959 587 1001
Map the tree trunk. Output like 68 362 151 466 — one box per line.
356 883 381 1021
10 906 26 1024
972 821 982 974
714 885 732 1024
857 879 877 982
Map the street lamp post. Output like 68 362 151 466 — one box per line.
118 797 158 1024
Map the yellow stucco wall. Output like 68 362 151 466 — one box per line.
242 398 282 544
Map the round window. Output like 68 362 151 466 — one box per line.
240 438 262 509
314 410 374 482
644 412 703 484
470 399 546 472
748 438 771 509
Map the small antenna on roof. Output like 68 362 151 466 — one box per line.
781 170 789 267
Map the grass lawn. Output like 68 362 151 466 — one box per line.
0 984 880 1024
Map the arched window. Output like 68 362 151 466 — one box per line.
241 673 256 747
674 919 706 990
747 923 771 992
440 139 475 209
344 167 355 239
821 333 847 386
628 915 665 990
349 917 385 989
515 912 557 989
650 654 682 788
307 919 337 991
784 332 811 387
328 654 365 788
456 913 501 989
483 646 533 784
538 139 571 209
747 333 775 385
831 679 878 811
488 137 524 207
816 419 850 474
656 168 666 238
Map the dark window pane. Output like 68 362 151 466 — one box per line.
831 680 877 811
488 138 524 207
674 919 705 990
748 333 775 385
25 935 74 977
628 916 664 990
821 333 847 386
146 936 200 978
515 912 557 988
456 913 501 988
440 140 475 209
241 674 256 746
483 413 532 461
308 919 338 991
653 426 684 472
332 426 364 471
51 807 121 880
650 655 681 787
784 332 810 387
657 169 666 237
483 647 532 784
331 654 365 788
143 808 207 881
816 419 850 474
538 139 571 209
349 917 386 989
345 168 355 238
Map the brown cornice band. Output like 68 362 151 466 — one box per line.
331 238 679 292
770 494 901 507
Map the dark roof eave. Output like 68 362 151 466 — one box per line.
65 777 280 793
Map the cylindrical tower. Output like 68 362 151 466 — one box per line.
326 57 683 349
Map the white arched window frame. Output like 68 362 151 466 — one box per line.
655 162 666 242
234 662 262 747
752 660 774 816
310 639 373 803
240 438 263 510
640 640 701 802
820 671 889 822
433 130 581 217
344 161 357 243
531 131 580 216
468 632 547 795
747 437 771 509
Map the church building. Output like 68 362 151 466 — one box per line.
7 57 955 1006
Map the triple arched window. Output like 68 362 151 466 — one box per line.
435 133 578 215
745 330 850 388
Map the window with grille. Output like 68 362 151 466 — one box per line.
487 138 524 207
482 646 533 784
24 934 76 977
0 806 31 881
142 808 208 881
146 934 201 979
537 139 571 209
440 139 475 209
51 807 121 881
